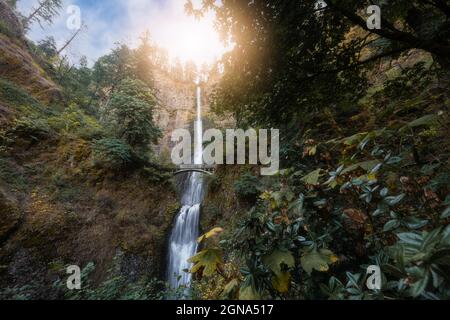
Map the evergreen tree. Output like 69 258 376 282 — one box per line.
23 0 63 29
102 78 161 152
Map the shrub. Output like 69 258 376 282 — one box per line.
0 79 41 109
101 78 161 152
92 138 136 171
47 104 104 140
233 172 262 200
6 116 53 142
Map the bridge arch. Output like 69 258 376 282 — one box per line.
173 169 213 176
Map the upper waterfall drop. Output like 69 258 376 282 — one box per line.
194 85 203 165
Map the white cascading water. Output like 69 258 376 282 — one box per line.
166 84 204 293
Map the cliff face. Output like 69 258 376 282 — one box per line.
0 1 61 105
152 69 196 160
152 69 216 163
0 0 24 38
0 3 179 298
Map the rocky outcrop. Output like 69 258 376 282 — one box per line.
0 34 62 104
0 0 24 39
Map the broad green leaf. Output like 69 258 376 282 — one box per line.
301 169 322 185
239 284 260 300
188 248 223 277
400 114 439 133
409 273 429 298
385 194 405 206
340 160 378 174
262 249 295 293
262 249 295 275
397 232 423 247
300 248 338 274
341 132 368 146
383 219 400 232
346 272 361 288
441 206 450 219
403 217 428 230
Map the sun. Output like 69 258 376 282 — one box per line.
149 7 227 66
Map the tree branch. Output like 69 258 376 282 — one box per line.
323 0 450 58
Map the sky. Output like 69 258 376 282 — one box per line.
18 0 228 66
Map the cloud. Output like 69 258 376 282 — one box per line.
19 0 227 66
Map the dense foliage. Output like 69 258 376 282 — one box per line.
186 0 450 300
1 0 449 301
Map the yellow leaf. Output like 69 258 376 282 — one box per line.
308 145 317 156
188 249 223 277
197 227 224 243
272 272 291 293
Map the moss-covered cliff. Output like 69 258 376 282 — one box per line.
0 2 182 299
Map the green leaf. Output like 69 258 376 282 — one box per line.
400 114 439 133
397 232 423 247
188 249 223 277
300 248 338 275
383 219 400 232
441 206 450 219
262 249 295 275
341 132 368 146
262 249 295 293
380 187 389 197
385 194 405 206
403 217 428 230
346 272 361 288
409 273 429 298
341 160 379 174
239 284 260 300
301 169 323 185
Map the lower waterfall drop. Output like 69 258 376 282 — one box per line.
166 84 204 295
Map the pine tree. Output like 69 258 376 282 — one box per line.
23 0 62 29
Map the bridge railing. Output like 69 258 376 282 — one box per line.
172 164 216 175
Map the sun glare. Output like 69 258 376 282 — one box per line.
150 9 227 66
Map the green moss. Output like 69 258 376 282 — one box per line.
0 191 22 241
0 79 42 110
0 20 14 38
0 158 27 191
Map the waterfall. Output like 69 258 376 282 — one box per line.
166 84 204 294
